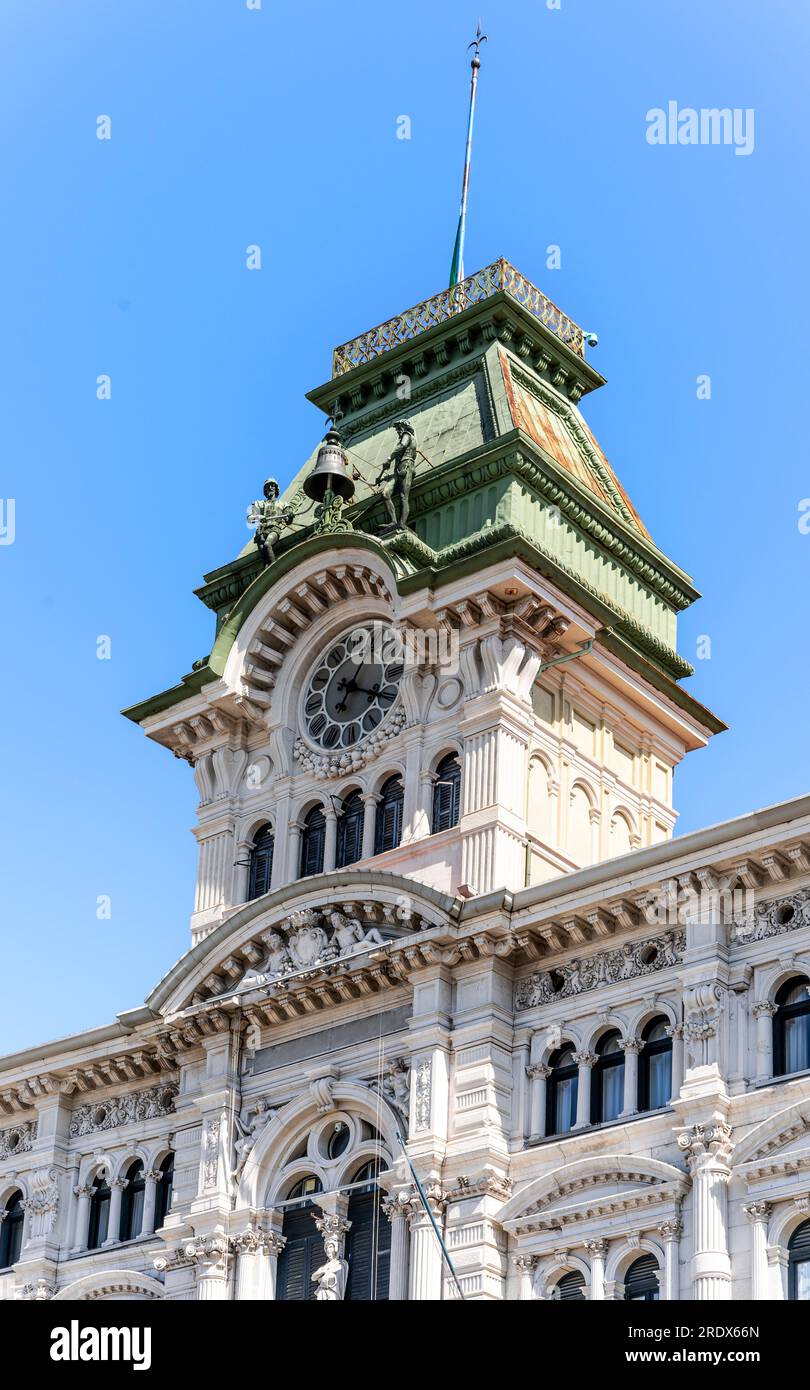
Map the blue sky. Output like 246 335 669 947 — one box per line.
1 0 808 1052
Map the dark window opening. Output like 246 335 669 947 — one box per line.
591 1030 624 1125
336 791 364 869
375 777 404 855
431 754 461 833
300 806 326 878
639 1017 673 1111
248 823 275 900
774 978 810 1078
625 1253 660 1301
0 1191 24 1268
546 1045 578 1137
119 1160 145 1242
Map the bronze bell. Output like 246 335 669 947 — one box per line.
303 427 356 504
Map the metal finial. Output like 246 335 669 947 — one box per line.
468 21 488 64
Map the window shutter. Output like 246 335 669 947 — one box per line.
248 826 274 900
300 809 326 877
432 755 461 832
375 779 403 855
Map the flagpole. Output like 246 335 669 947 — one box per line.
449 22 487 289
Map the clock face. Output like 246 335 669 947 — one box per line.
302 624 403 752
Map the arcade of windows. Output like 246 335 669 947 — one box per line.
246 752 461 900
84 1153 174 1251
546 1017 673 1137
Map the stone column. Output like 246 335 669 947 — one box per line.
103 1179 127 1247
233 1229 286 1300
620 1038 642 1117
361 792 380 859
512 1253 538 1301
189 1235 231 1301
744 1202 773 1301
586 1240 607 1300
141 1171 160 1237
753 1002 778 1080
407 1185 447 1301
323 806 338 874
527 1064 550 1140
574 1052 596 1130
382 1196 410 1301
71 1185 93 1254
667 1025 685 1098
658 1219 683 1299
288 820 303 880
678 1121 733 1300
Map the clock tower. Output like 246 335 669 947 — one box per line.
124 259 724 944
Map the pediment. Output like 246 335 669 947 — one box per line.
145 871 456 1018
500 1155 689 1235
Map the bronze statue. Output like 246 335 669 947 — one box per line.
247 478 294 566
373 420 417 529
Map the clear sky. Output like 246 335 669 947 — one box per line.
2 0 808 1054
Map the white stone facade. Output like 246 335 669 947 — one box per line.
3 531 810 1301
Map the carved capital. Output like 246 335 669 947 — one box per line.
573 1051 597 1069
752 1001 778 1020
677 1120 733 1169
743 1202 773 1224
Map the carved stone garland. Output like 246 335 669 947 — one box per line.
514 930 685 1011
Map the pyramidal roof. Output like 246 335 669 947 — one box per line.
124 259 725 740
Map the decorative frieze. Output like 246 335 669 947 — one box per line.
731 887 810 944
0 1119 36 1160
68 1083 178 1138
514 930 685 1011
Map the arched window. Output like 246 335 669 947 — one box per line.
248 823 275 900
336 791 365 869
592 1030 624 1125
154 1153 174 1230
87 1173 111 1250
554 1270 586 1301
789 1219 810 1300
300 806 326 878
375 776 404 855
287 1174 323 1202
119 1160 145 1243
432 754 461 833
774 978 810 1077
624 1253 660 1301
546 1045 578 1137
639 1017 673 1111
0 1190 24 1268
